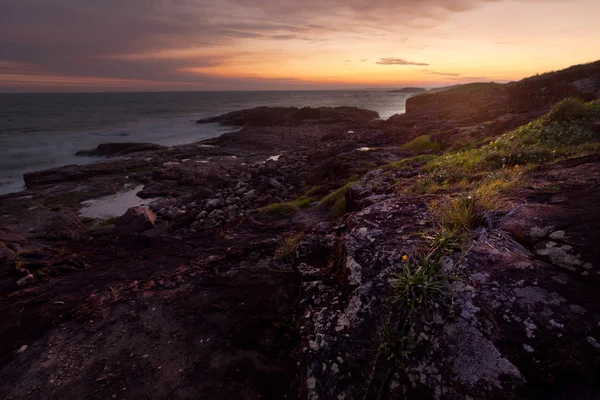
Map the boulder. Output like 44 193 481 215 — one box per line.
114 207 157 235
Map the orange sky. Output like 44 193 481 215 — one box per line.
0 0 599 91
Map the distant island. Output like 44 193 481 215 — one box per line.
387 87 428 93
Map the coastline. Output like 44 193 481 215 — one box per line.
1 62 600 399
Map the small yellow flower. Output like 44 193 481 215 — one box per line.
402 255 408 261
514 164 520 170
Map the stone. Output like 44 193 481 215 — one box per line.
114 207 157 235
242 190 259 202
268 178 282 189
205 199 222 211
17 274 35 287
549 230 566 240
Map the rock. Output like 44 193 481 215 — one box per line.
197 211 208 220
75 142 166 157
140 223 169 238
242 190 259 202
114 207 157 235
590 121 600 134
17 345 28 354
226 196 240 205
17 274 35 287
208 210 224 220
268 178 282 189
225 205 239 215
193 188 214 201
196 106 379 127
205 198 223 211
295 235 336 268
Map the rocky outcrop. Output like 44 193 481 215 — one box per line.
294 155 600 399
75 142 167 157
386 60 600 146
388 87 427 94
197 106 380 127
1 61 600 400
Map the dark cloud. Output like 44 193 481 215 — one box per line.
376 58 429 66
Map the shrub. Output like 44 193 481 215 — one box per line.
400 135 442 153
546 97 589 123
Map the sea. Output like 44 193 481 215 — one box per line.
0 90 410 195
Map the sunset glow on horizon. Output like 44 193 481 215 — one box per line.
1 0 599 92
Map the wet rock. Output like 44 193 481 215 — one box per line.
114 207 157 235
75 142 166 157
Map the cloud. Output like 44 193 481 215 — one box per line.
0 0 557 90
376 58 429 66
422 70 462 77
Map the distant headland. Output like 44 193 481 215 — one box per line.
387 87 428 94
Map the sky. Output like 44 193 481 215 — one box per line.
1 0 599 92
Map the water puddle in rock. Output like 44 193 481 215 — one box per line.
79 185 158 219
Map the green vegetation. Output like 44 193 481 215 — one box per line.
546 97 591 122
389 98 600 198
274 233 303 261
400 135 442 153
319 182 356 216
421 99 600 175
304 185 323 198
259 196 314 217
378 322 417 366
390 255 450 310
380 98 600 371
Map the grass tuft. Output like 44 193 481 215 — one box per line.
274 233 303 261
390 256 450 310
379 322 417 366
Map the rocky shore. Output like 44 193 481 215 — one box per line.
1 62 600 399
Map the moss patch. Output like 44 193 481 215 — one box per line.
318 182 357 216
400 135 442 154
259 196 314 217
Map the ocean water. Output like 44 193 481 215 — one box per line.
0 90 410 194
